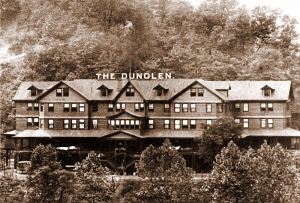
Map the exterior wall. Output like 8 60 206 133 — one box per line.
15 102 39 117
234 102 289 130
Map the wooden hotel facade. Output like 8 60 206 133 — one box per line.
10 79 300 173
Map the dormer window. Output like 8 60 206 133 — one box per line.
97 85 112 97
261 85 274 97
153 84 168 97
31 89 37 96
101 88 107 96
157 87 163 96
27 85 41 97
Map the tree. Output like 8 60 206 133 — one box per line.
29 144 60 171
74 151 117 203
135 139 194 202
196 118 242 167
26 144 75 203
208 141 297 202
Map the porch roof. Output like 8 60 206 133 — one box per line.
144 130 201 138
241 128 300 138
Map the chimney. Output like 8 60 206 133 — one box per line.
117 77 122 92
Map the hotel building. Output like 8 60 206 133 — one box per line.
7 78 300 173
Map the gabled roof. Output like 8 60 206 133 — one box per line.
107 110 145 119
14 79 293 102
113 80 145 101
102 130 143 139
170 80 229 101
203 81 292 101
153 84 169 90
13 81 58 101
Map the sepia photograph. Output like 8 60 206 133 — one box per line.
1 0 300 202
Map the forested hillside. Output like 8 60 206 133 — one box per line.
1 0 300 132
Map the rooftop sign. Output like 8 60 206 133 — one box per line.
96 73 172 80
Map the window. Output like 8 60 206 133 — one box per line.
148 103 154 112
234 103 240 111
79 119 85 129
27 103 32 111
135 120 139 129
34 103 39 111
175 120 180 130
91 103 98 112
116 103 121 112
101 88 107 96
108 103 114 112
64 103 70 112
190 103 196 112
115 120 120 129
217 103 222 113
191 88 204 96
120 120 125 129
111 120 115 129
56 88 62 97
64 119 69 129
264 89 271 96
149 119 154 129
268 119 273 128
40 119 44 128
48 103 54 112
33 118 39 126
243 119 249 128
261 119 266 128
174 103 180 112
116 103 125 111
79 103 85 112
164 103 170 112
206 120 212 125
182 104 188 112
48 119 54 129
71 103 77 112
126 87 135 96
63 88 69 97
206 104 212 113
157 88 163 96
182 120 188 129
92 119 98 129
71 120 77 129
126 120 130 129
234 118 240 124
190 88 196 97
164 120 170 129
243 103 249 112
40 103 44 112
198 88 204 96
27 118 32 127
31 89 36 96
135 103 144 111
261 103 266 111
130 120 135 129
190 120 196 129
267 103 273 111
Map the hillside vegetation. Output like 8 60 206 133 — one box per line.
1 0 300 131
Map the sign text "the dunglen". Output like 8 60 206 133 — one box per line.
96 73 172 80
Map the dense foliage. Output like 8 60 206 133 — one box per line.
208 141 298 202
1 0 300 132
196 118 243 167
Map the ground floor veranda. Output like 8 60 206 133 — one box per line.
5 128 300 174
